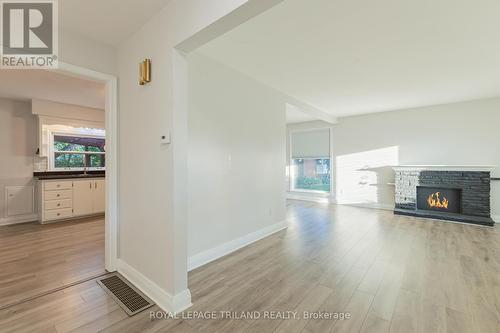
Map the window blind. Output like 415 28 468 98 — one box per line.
291 129 330 158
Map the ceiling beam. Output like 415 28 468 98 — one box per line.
285 99 337 124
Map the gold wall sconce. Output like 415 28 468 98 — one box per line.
139 58 151 85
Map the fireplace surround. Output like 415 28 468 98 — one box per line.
393 166 496 226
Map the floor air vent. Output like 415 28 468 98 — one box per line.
97 274 154 316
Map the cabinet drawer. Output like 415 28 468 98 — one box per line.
44 199 72 211
45 190 72 201
44 208 72 221
44 181 73 191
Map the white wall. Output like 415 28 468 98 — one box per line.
59 29 117 75
0 99 37 222
116 0 283 310
32 99 104 123
331 97 500 218
187 53 286 259
0 71 105 110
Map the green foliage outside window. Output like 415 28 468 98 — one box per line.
55 153 85 168
292 158 331 192
53 135 105 169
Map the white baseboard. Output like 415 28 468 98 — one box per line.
117 259 192 313
286 194 395 212
0 214 38 226
286 193 332 204
188 220 288 271
341 202 394 211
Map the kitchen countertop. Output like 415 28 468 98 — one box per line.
34 171 105 180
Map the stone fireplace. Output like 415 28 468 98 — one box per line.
393 166 495 226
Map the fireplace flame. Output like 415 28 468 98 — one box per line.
427 192 449 209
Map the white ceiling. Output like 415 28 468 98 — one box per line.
198 0 500 118
0 70 105 109
59 0 171 46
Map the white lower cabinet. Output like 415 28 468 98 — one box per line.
44 199 72 210
44 208 73 221
92 179 106 214
38 178 105 223
73 180 94 217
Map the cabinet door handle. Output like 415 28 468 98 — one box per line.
95 182 97 189
89 182 92 189
57 194 60 197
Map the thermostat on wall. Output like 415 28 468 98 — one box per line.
161 133 171 144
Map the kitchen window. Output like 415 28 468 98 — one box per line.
52 134 105 170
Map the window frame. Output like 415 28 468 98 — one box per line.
50 132 106 171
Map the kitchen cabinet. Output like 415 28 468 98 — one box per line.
73 180 94 217
37 178 105 223
92 179 105 214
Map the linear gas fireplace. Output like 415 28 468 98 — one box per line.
393 166 495 226
417 186 461 214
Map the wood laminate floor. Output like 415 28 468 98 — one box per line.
1 201 499 332
0 217 105 308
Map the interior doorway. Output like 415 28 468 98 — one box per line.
0 64 117 309
55 62 118 273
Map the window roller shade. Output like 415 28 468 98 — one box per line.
291 129 330 158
